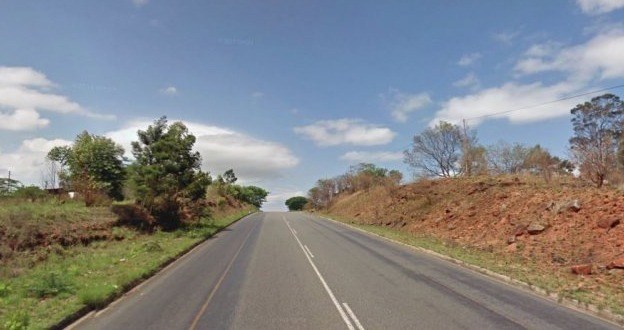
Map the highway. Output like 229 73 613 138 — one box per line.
71 212 620 329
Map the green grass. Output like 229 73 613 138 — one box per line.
0 198 111 226
324 214 624 320
0 206 255 329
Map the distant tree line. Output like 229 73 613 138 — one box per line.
403 93 623 187
307 163 402 209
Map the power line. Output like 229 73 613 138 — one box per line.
464 83 624 121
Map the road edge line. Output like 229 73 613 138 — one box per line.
316 214 624 327
63 210 260 330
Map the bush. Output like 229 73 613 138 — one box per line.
12 186 47 202
111 204 156 232
78 283 114 309
28 271 74 298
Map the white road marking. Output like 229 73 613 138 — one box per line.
343 303 365 330
304 245 315 258
284 217 356 330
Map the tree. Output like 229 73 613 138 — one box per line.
47 132 126 204
223 169 237 184
0 177 22 196
404 121 463 178
458 122 484 176
524 145 559 182
486 141 530 175
47 145 72 189
237 185 268 208
285 196 308 211
131 117 211 228
463 145 488 176
569 94 624 187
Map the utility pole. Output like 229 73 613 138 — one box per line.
6 170 10 194
461 119 470 176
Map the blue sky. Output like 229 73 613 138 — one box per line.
1 0 624 210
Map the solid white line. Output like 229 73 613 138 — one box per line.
343 303 365 330
304 245 315 258
284 217 355 330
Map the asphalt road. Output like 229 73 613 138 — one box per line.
71 212 620 329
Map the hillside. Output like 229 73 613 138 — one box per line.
322 175 624 314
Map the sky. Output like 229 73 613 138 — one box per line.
1 0 624 210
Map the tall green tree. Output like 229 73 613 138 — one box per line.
47 132 126 203
569 94 624 187
131 117 211 227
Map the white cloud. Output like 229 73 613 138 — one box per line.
106 119 299 181
0 137 72 185
432 81 582 126
453 73 480 90
160 86 178 95
294 119 396 146
132 0 149 7
251 91 264 98
577 0 624 14
457 52 482 66
0 109 49 131
434 29 624 127
492 31 520 45
0 66 53 87
0 66 115 127
340 151 403 163
382 89 432 123
514 29 624 80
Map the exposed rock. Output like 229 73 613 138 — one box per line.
507 236 516 244
548 200 581 214
571 264 593 275
560 200 581 213
607 256 624 269
527 222 548 235
597 218 620 230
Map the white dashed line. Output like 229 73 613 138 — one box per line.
284 217 356 330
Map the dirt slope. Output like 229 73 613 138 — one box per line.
326 175 624 278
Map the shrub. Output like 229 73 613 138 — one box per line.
12 186 47 202
78 283 113 309
28 271 74 298
111 204 156 232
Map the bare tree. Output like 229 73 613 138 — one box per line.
524 145 559 182
404 121 463 178
486 141 530 174
569 94 624 187
41 159 59 189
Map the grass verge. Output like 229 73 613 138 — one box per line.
0 207 256 330
321 213 624 324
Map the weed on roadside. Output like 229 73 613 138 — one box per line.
28 271 74 298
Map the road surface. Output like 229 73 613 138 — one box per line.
72 212 620 329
